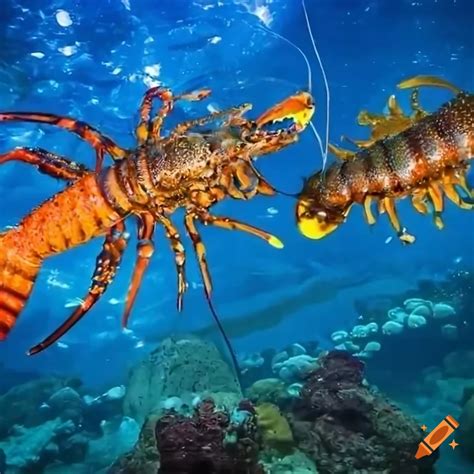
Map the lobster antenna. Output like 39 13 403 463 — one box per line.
309 121 326 164
204 290 243 389
256 23 312 94
302 0 330 171
246 159 299 197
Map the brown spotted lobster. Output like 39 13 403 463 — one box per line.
296 76 473 243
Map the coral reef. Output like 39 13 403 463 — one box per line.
156 398 262 474
245 378 289 406
290 351 437 474
108 413 161 474
271 344 319 382
123 337 241 423
332 297 459 361
259 449 318 474
240 343 320 389
0 373 131 473
0 377 79 439
239 348 278 388
0 418 85 471
47 387 85 423
255 403 293 452
0 334 455 473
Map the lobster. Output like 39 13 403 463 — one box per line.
0 86 314 354
296 76 473 244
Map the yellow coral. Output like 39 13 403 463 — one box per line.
255 403 294 451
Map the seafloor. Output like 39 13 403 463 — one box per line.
0 268 473 473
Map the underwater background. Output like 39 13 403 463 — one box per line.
0 0 473 472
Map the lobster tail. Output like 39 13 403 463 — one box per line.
0 231 42 340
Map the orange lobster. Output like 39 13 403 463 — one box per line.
0 86 314 355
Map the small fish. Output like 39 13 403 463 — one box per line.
267 207 279 215
206 103 220 114
104 385 126 400
108 297 123 305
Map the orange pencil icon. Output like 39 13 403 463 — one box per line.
415 415 459 459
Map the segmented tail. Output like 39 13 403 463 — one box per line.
0 231 42 340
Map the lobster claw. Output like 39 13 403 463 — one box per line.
255 92 315 130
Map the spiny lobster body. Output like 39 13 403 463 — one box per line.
297 76 473 243
0 87 314 354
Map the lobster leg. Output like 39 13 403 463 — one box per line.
218 163 261 201
136 87 212 144
184 209 284 297
443 183 474 209
409 89 429 120
151 90 212 138
184 213 213 298
427 183 445 229
122 213 156 327
0 112 127 171
382 197 415 244
28 222 128 355
171 104 253 137
159 215 187 311
411 190 430 215
328 143 356 160
183 212 241 382
197 210 284 249
363 196 377 225
136 87 174 144
236 160 278 197
0 147 89 181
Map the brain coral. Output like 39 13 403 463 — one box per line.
255 402 294 452
123 337 241 423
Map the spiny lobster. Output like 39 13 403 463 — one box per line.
296 76 473 243
0 86 314 354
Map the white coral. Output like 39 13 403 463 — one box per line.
382 320 404 335
433 303 456 319
407 313 427 329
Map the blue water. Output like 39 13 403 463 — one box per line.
0 0 473 473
